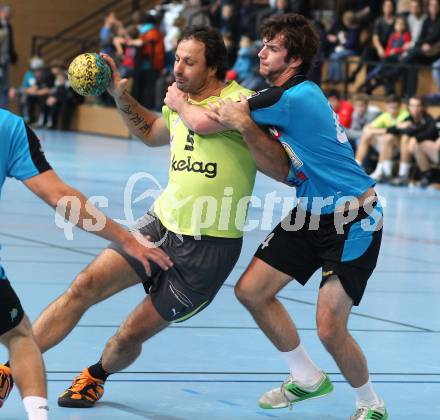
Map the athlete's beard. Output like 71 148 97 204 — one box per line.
262 68 283 85
175 75 208 96
260 63 287 85
175 78 189 92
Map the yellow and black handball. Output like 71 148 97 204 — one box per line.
68 53 111 96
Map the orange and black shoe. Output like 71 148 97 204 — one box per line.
58 368 104 408
0 365 14 408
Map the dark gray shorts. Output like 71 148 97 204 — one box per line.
108 212 242 322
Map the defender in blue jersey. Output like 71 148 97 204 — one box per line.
0 109 172 418
166 13 388 420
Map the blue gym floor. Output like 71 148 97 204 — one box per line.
1 129 439 419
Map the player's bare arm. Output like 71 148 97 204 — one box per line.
164 82 227 135
101 53 169 147
208 95 290 182
23 170 173 275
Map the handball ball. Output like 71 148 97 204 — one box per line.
68 53 111 96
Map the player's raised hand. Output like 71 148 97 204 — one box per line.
100 53 129 100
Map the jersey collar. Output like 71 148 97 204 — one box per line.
281 74 307 90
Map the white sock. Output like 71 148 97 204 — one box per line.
382 160 393 176
399 162 411 177
281 343 323 386
370 162 383 177
353 379 381 407
22 396 49 420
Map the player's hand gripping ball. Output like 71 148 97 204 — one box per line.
68 53 111 96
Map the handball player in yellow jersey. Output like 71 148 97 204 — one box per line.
0 26 290 409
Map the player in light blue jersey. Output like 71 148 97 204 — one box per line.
0 109 172 418
164 13 387 420
247 77 375 213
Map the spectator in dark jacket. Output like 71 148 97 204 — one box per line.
360 16 412 94
326 11 361 83
396 0 440 97
348 0 395 82
387 96 437 185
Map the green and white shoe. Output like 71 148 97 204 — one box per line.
350 400 388 420
258 372 334 409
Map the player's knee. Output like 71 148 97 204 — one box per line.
114 328 143 350
234 281 250 305
66 270 98 306
0 315 31 346
317 313 346 351
235 279 260 308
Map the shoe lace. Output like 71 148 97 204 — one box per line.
0 369 11 385
350 407 368 420
69 374 98 394
280 375 296 410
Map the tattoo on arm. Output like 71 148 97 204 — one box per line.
120 104 152 134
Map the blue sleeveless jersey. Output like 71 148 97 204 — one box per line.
249 76 374 214
0 109 51 278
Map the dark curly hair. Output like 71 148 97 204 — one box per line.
177 26 227 80
260 13 319 75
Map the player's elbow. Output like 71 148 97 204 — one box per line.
46 183 78 208
189 120 214 135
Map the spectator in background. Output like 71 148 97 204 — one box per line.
232 35 254 82
387 96 437 185
9 56 41 122
346 0 382 27
113 25 141 78
45 60 83 130
11 57 51 126
425 55 440 103
348 0 395 83
397 0 440 97
412 118 440 187
222 31 236 68
181 0 210 28
345 93 380 152
133 13 165 110
327 89 354 128
256 0 291 35
44 61 67 129
219 2 239 38
0 5 17 109
406 0 426 47
289 0 311 18
131 9 144 29
236 0 259 40
309 19 327 85
326 10 361 84
100 11 121 58
238 38 268 91
159 0 184 36
163 16 185 71
355 95 409 181
360 16 412 95
398 0 413 14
